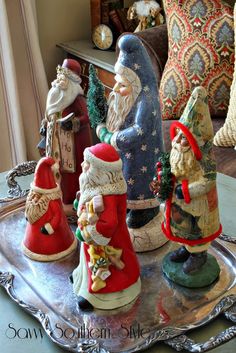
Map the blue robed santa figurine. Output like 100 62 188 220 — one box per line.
22 157 77 261
150 87 222 288
72 143 141 310
96 34 167 252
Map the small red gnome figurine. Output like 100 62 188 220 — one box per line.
22 157 77 261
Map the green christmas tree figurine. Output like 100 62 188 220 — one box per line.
87 64 108 129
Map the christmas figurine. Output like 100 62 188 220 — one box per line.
150 87 222 288
127 1 164 32
96 34 167 252
72 143 141 310
38 59 92 208
22 157 77 261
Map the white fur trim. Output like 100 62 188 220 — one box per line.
86 224 110 246
83 277 141 310
44 223 54 235
84 148 122 172
72 245 141 310
110 131 119 151
96 123 106 138
127 197 159 209
79 179 127 206
22 238 77 262
30 183 60 195
185 242 210 253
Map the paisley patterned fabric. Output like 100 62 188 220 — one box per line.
160 0 234 120
214 4 236 147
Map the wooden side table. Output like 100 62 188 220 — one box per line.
57 39 116 95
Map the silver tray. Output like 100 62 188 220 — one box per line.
0 201 236 353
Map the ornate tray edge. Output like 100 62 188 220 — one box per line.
0 273 236 352
0 272 108 353
0 201 236 352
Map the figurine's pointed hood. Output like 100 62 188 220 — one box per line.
115 34 158 100
170 87 214 160
31 157 60 194
170 86 216 176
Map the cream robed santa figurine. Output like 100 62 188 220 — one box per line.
96 34 167 252
38 59 92 207
22 157 77 261
72 143 141 310
151 87 222 288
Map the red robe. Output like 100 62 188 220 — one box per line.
24 199 75 256
83 194 140 293
60 95 92 204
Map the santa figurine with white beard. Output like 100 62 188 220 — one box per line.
72 143 141 310
38 59 92 206
22 157 77 261
151 87 222 287
96 34 166 252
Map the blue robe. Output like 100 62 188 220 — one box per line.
112 35 164 209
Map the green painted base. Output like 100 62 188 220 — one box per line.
162 252 220 288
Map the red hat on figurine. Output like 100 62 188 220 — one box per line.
31 157 59 193
62 58 81 77
84 143 123 172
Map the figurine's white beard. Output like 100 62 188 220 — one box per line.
79 169 106 192
106 91 136 132
25 190 62 224
170 144 197 178
80 167 122 192
46 79 83 117
78 166 127 206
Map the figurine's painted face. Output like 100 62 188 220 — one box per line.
113 74 132 97
173 129 190 149
170 129 197 178
28 191 42 203
54 73 69 90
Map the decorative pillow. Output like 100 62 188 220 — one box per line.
160 0 234 120
214 4 236 147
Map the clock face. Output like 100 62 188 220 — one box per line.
92 24 113 50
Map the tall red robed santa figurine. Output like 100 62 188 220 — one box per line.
72 143 141 310
38 59 92 206
22 157 77 261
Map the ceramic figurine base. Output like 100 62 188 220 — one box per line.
129 212 168 252
162 252 221 288
0 203 236 353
